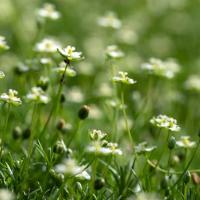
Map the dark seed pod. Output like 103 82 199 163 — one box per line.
160 176 168 189
60 93 66 103
183 171 191 184
78 105 90 120
56 119 66 131
22 128 31 139
168 136 176 150
12 126 22 139
94 178 105 190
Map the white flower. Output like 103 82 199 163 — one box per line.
0 36 9 51
58 45 83 61
89 129 107 141
40 57 53 66
176 136 196 149
185 75 200 93
54 61 77 77
0 89 22 106
97 12 121 29
37 3 60 20
135 142 157 155
113 71 137 85
106 45 124 59
150 114 180 132
35 38 60 53
141 58 180 79
0 189 15 200
54 158 90 180
86 141 112 155
107 142 123 155
26 87 50 104
0 71 5 79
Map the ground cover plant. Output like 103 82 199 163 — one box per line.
0 0 200 199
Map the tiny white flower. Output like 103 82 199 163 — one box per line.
0 36 9 51
0 89 22 106
54 61 77 77
176 136 196 149
35 38 61 53
106 45 124 59
98 12 121 29
113 71 137 85
54 158 90 180
57 45 83 61
135 142 157 155
0 71 5 79
26 87 50 104
37 3 60 20
185 75 200 93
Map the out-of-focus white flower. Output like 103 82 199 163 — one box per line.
113 71 137 85
117 28 138 45
141 58 180 79
35 38 60 53
40 57 53 66
150 114 180 132
176 136 196 149
106 45 124 59
98 12 121 29
0 89 22 106
58 45 83 61
134 192 160 200
107 142 123 155
37 3 60 20
185 75 200 93
0 189 15 200
0 36 9 51
54 158 90 180
0 71 5 79
54 61 77 77
26 87 50 104
135 142 157 155
66 87 84 103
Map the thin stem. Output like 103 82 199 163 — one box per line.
3 104 11 142
40 61 69 138
120 87 134 147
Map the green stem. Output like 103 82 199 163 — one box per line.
120 87 134 147
39 61 69 139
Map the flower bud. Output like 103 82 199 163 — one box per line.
183 171 191 184
12 126 22 139
168 136 176 150
56 119 66 131
22 128 31 139
94 178 105 190
60 93 66 103
53 140 67 154
78 105 90 120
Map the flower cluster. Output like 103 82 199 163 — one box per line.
113 71 137 85
0 89 22 106
150 114 180 132
58 45 83 62
26 87 50 104
0 36 9 51
185 75 200 93
54 158 90 180
35 38 60 53
37 3 60 20
141 58 180 79
106 45 124 59
97 11 121 29
176 136 196 149
86 129 122 155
